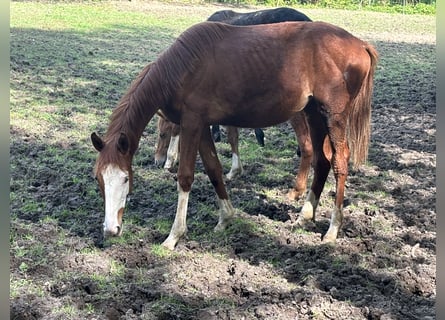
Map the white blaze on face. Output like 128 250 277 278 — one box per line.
102 164 130 236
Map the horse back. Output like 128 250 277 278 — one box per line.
163 21 375 126
207 7 312 25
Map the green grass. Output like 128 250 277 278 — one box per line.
10 2 436 319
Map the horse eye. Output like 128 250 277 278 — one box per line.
124 176 129 184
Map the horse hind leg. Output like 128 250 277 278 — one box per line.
226 126 243 180
322 114 349 243
211 124 222 142
199 126 235 230
254 128 265 147
297 101 331 227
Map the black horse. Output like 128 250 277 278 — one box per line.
207 7 312 146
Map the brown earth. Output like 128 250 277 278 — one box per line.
10 4 435 320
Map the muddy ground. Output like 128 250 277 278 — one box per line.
10 3 435 320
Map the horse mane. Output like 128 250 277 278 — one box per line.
152 22 229 101
97 22 229 171
102 62 155 154
106 22 229 144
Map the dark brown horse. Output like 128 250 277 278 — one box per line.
91 21 378 250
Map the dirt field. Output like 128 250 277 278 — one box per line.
10 3 435 319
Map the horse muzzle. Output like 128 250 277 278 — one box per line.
103 207 124 238
103 224 123 238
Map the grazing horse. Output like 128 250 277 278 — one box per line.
91 21 378 250
207 7 311 25
155 6 312 181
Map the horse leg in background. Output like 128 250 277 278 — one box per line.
211 124 221 142
297 101 331 227
254 128 265 147
198 126 235 230
213 124 265 147
226 126 243 180
287 112 313 200
154 116 172 167
164 122 180 170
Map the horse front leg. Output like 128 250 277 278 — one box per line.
199 126 235 231
226 126 243 180
161 120 201 250
287 112 313 201
161 183 190 250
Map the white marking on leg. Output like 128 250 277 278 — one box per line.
164 135 180 170
323 206 342 243
298 190 318 224
102 164 129 237
162 183 189 250
226 153 243 180
214 198 235 231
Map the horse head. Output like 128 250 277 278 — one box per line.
91 132 133 238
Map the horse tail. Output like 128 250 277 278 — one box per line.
348 44 379 169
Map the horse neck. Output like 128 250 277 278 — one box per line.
105 64 165 156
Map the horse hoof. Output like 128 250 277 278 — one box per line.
321 232 338 244
214 223 226 232
214 217 232 231
161 237 178 250
226 172 237 180
286 189 304 201
295 216 308 227
321 236 337 245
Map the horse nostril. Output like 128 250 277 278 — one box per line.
116 225 122 236
103 225 122 238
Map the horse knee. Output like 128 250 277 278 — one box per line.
177 174 194 192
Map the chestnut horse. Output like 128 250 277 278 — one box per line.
155 7 312 175
207 7 312 143
91 21 378 250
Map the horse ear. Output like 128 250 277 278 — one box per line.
91 132 105 152
117 132 129 154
